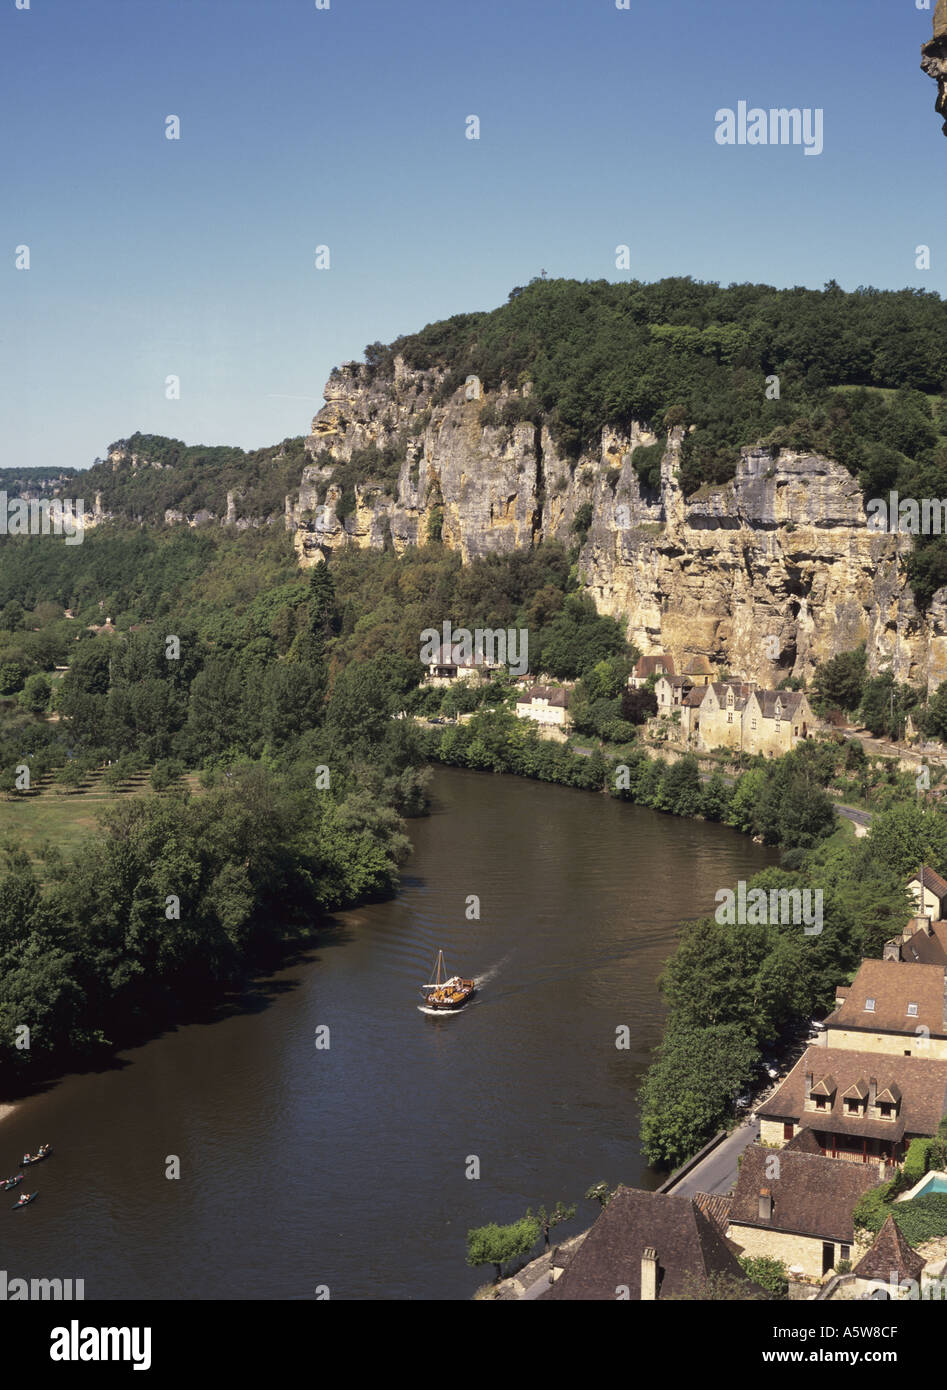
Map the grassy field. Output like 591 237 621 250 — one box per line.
0 771 200 867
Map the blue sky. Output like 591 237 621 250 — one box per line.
1 0 944 470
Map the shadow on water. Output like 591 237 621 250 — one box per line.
0 920 358 1103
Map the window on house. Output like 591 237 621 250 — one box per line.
840 1244 851 1262
845 1099 860 1114
907 1003 918 1017
775 722 780 732
751 719 757 730
727 712 732 723
814 1096 828 1110
864 998 876 1012
879 1103 893 1118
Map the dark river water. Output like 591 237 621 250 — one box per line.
1 767 777 1300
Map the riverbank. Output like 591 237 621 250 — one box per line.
0 766 778 1299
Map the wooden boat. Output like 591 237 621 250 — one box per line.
421 950 476 1011
12 1192 36 1209
21 1144 51 1166
2 1174 23 1192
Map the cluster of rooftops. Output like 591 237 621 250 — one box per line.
527 868 947 1300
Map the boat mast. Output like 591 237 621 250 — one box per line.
436 950 444 987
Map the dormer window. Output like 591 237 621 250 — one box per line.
864 998 876 1012
907 1003 918 1017
878 1103 894 1118
814 1095 828 1110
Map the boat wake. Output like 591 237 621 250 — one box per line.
473 954 511 989
417 1004 465 1017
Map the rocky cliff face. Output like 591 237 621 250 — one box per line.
922 0 947 134
287 358 947 690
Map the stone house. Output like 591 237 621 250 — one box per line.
654 674 694 718
682 655 714 687
694 681 753 753
540 1187 765 1301
629 653 674 689
742 690 815 757
679 686 705 744
726 1136 880 1280
906 865 947 922
692 683 816 756
757 1046 947 1166
515 685 570 729
423 642 484 688
846 1216 927 1298
886 910 947 969
820 959 947 1061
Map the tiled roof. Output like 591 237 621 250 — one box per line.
853 1215 925 1283
729 1144 880 1244
692 1192 732 1234
541 1187 762 1301
784 1128 823 1156
516 685 568 708
754 691 805 719
758 1047 947 1142
909 865 947 899
634 654 674 678
901 921 947 968
829 958 947 1036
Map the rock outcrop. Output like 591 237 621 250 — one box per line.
287 359 947 691
922 0 947 134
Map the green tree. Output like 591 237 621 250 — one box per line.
639 1023 759 1168
532 1201 577 1251
814 645 867 712
466 1216 541 1283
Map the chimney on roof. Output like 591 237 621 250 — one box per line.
869 1077 878 1108
805 1071 813 1100
758 1189 773 1222
641 1247 658 1302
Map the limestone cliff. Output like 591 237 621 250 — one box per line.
922 0 947 134
287 359 947 691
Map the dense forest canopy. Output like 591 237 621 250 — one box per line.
81 433 309 524
381 275 947 493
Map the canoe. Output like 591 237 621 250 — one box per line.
21 1147 51 1166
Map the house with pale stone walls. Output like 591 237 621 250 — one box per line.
682 655 714 687
629 653 674 689
726 1135 880 1280
907 864 947 923
821 958 947 1061
694 681 753 753
515 685 570 729
756 1046 947 1167
654 674 694 718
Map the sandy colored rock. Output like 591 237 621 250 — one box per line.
289 362 947 692
922 1 947 133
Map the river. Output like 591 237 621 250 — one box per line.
1 767 777 1300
